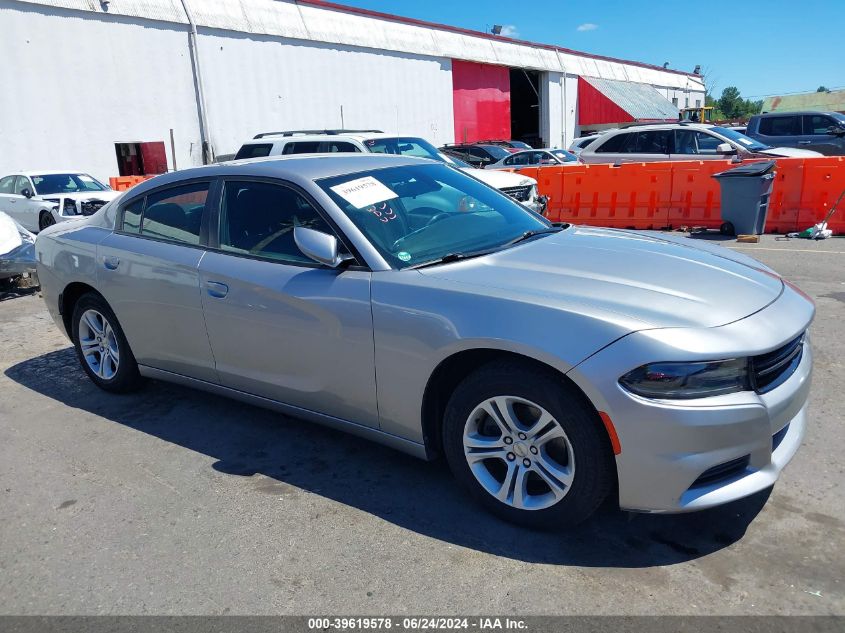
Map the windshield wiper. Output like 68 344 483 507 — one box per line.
409 251 488 270
502 226 564 247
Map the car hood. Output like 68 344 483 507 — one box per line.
36 190 120 202
464 168 536 189
419 226 784 329
759 147 823 158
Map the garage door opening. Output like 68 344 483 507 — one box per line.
115 142 168 176
510 68 541 148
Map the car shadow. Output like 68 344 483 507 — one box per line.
5 348 772 568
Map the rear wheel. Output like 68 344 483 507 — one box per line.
720 221 735 236
442 361 614 529
71 293 142 392
39 211 56 232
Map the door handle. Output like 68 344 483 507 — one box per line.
103 255 120 270
205 281 229 298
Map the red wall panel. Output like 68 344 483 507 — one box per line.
452 60 511 143
140 141 168 175
577 77 635 126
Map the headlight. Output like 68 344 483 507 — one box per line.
619 358 749 399
528 184 538 200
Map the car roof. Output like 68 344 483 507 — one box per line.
240 132 413 146
125 154 433 198
5 170 94 177
757 110 842 117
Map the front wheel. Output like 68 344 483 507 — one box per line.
39 211 56 232
71 292 142 392
442 361 614 529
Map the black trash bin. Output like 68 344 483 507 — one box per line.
712 160 776 235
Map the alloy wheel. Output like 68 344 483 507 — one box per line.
78 309 120 380
463 395 575 511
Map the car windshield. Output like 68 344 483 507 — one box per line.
832 113 845 126
364 137 443 161
709 127 771 151
318 163 551 269
551 150 577 162
32 173 108 195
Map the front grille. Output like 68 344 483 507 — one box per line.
691 455 750 488
751 333 805 393
500 185 532 202
81 199 107 216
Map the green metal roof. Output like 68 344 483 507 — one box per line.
762 89 845 113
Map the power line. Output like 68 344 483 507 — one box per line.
746 85 845 99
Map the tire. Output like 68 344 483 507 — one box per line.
442 360 614 529
720 221 735 236
39 211 56 232
71 292 142 393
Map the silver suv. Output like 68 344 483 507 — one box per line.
578 123 822 164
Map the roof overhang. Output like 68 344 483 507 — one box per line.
578 76 680 126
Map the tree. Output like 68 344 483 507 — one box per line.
717 86 743 118
817 86 829 92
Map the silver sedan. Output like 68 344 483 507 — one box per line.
34 154 814 528
486 148 578 170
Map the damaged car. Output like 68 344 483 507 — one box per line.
0 211 37 281
0 171 120 233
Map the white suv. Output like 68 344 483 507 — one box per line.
234 130 546 213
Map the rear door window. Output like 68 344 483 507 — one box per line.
140 182 209 245
234 144 273 160
758 116 801 136
281 141 322 154
630 130 670 154
325 141 361 153
595 133 632 153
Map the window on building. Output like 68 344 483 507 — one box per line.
140 182 209 245
234 143 274 160
219 181 333 265
758 116 801 136
672 97 679 107
695 99 702 108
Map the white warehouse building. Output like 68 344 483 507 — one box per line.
0 0 706 181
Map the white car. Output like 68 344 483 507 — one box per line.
233 131 545 213
487 148 578 170
0 171 120 233
578 123 823 164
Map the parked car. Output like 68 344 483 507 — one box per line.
487 149 578 170
568 134 604 156
578 123 823 164
36 154 813 528
0 171 120 233
439 143 513 168
0 211 36 280
475 139 534 152
746 111 845 156
234 131 545 213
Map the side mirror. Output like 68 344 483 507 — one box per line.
716 143 738 155
294 226 353 268
828 126 845 136
21 188 33 199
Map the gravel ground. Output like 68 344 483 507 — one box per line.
0 234 843 615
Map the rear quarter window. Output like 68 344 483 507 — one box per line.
234 143 273 160
595 133 631 153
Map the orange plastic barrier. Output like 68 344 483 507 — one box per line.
513 156 845 234
109 175 155 191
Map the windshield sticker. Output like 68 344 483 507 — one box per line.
397 251 411 262
330 176 398 209
367 201 398 223
738 138 753 146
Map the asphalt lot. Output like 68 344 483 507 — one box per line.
1 234 843 615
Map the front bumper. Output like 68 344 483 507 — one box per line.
568 284 814 513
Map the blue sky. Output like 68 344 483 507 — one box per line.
337 0 843 100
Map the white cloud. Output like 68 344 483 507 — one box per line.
577 23 598 32
500 24 519 37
